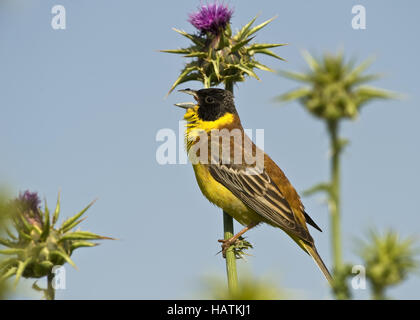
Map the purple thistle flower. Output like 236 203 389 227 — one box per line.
18 190 41 213
189 2 233 34
16 190 43 227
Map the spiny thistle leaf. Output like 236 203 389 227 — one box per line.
302 50 320 71
303 182 332 197
1 266 17 281
211 58 220 79
354 86 398 106
247 43 287 51
0 238 15 248
252 61 275 73
234 15 258 41
337 138 350 153
0 248 25 255
172 28 204 46
345 57 375 80
274 87 311 103
234 64 260 80
252 48 286 61
70 241 98 251
14 257 32 287
349 74 383 86
277 70 312 83
184 51 208 58
160 48 192 55
232 237 253 260
50 250 77 269
59 231 113 242
15 228 32 241
230 36 255 53
65 218 86 233
176 72 203 86
40 199 50 241
52 191 61 226
15 212 32 233
246 16 278 37
0 258 18 272
32 281 43 292
60 199 96 233
5 227 17 240
168 65 201 95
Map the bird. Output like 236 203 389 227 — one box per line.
175 87 333 285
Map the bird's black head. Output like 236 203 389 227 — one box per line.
176 88 237 121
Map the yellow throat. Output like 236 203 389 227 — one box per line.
183 105 235 151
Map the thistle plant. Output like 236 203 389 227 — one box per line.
356 230 419 300
200 273 289 300
163 2 286 295
163 3 286 94
276 51 397 299
0 190 11 299
0 190 112 300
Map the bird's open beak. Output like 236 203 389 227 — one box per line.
174 89 198 109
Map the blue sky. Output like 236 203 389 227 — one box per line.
0 0 419 299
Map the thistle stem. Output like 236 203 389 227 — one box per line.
223 210 238 294
223 82 239 295
46 272 55 300
225 81 234 93
372 285 386 300
328 120 342 270
328 120 349 299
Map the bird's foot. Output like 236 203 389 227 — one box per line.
218 236 253 259
218 238 238 258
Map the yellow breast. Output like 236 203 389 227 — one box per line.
183 107 261 226
192 162 261 226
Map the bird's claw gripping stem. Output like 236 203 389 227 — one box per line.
218 236 253 259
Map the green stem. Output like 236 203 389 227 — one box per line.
223 82 238 295
223 211 238 294
46 272 55 300
201 79 238 295
328 120 342 270
372 285 386 300
225 81 234 93
328 120 348 299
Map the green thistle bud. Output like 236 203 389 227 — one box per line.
357 229 419 299
276 51 397 121
0 191 113 288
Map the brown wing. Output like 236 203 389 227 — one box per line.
208 163 313 243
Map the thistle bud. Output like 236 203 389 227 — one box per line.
0 190 113 290
162 2 286 93
277 51 396 121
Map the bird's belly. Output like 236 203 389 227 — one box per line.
192 163 261 226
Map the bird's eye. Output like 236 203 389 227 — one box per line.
204 96 215 104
